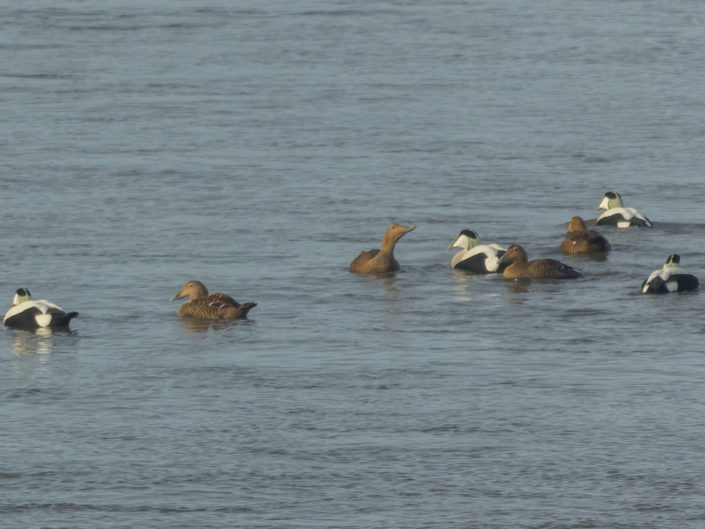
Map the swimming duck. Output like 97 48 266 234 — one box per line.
3 288 78 330
596 191 652 228
170 280 257 320
641 254 699 294
349 223 416 274
500 244 581 279
448 229 507 273
560 216 611 255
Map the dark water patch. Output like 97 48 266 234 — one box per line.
4 387 43 398
0 502 252 514
296 10 399 17
0 73 74 80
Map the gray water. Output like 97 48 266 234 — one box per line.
2 1 705 528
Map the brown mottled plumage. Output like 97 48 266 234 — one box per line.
560 216 611 255
169 280 256 320
349 223 416 274
500 244 581 279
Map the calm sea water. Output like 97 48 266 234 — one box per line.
2 1 705 528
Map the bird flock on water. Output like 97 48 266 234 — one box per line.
3 192 699 332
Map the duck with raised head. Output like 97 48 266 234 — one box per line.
349 223 416 274
448 229 507 273
3 288 78 330
641 254 699 294
170 280 257 320
500 244 581 279
596 191 652 228
560 216 611 255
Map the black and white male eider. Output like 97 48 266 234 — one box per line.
447 229 507 273
641 254 699 294
596 191 652 228
3 288 79 330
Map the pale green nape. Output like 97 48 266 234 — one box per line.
463 233 481 249
608 195 623 208
604 192 624 209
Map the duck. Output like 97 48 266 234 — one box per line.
500 244 581 279
170 280 257 320
349 223 416 274
3 288 78 330
641 254 699 294
447 229 507 273
596 191 652 228
560 216 611 255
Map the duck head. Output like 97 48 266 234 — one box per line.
597 191 623 211
170 280 209 301
447 229 480 251
664 254 681 268
567 216 589 232
11 288 32 307
380 223 415 251
499 244 529 266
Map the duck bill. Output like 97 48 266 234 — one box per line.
169 292 184 302
596 196 609 210
403 225 416 234
447 234 460 250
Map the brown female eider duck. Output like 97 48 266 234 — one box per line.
349 223 416 274
500 244 581 279
169 280 256 320
560 216 611 255
596 191 652 228
3 288 78 330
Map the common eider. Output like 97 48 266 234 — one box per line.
448 229 507 273
3 288 78 330
349 223 416 274
596 191 652 228
641 254 699 294
560 216 611 255
500 244 581 279
170 280 257 320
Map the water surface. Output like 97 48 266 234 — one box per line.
2 1 705 528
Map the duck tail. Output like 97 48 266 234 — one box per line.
50 311 79 328
239 302 257 317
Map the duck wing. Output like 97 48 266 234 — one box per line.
585 230 610 250
453 245 505 273
627 215 652 228
562 231 610 254
180 294 256 320
453 252 490 273
597 208 652 228
528 259 581 279
351 249 379 262
3 304 42 329
595 210 625 226
672 274 699 292
210 292 241 307
350 248 394 273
